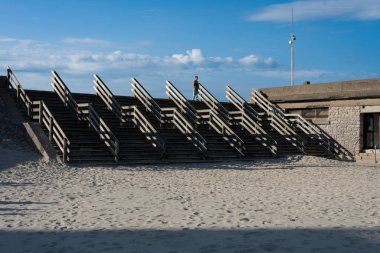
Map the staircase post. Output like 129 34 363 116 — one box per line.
38 102 43 125
16 85 20 106
49 116 53 141
6 68 11 91
62 139 68 163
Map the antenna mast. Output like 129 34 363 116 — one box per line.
289 8 296 86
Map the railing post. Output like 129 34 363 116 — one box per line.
63 138 68 162
28 101 33 118
64 89 67 107
209 113 212 130
16 85 20 104
39 102 43 124
49 116 53 141
6 68 11 90
115 140 119 162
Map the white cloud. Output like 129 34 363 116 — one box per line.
171 49 205 64
239 55 259 65
249 0 380 22
0 39 278 75
209 56 233 63
63 37 111 46
3 37 338 97
238 55 278 68
0 38 19 43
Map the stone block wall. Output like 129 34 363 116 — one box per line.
319 106 361 156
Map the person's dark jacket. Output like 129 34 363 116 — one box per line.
193 80 199 89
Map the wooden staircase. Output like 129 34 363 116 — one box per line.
250 103 302 156
26 90 115 163
4 66 345 164
74 93 163 163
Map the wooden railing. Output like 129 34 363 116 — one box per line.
131 78 163 122
198 83 230 120
132 78 208 156
226 85 277 155
93 74 123 121
122 105 166 157
205 109 245 156
173 109 207 155
226 86 261 122
52 71 119 160
251 89 337 156
161 108 208 155
77 103 120 161
251 89 306 154
7 67 70 162
94 75 165 156
195 83 245 155
7 67 34 118
51 70 78 114
286 113 332 154
166 80 198 122
36 100 70 162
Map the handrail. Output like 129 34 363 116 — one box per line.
286 113 332 154
207 109 245 156
7 66 34 118
166 80 198 122
131 77 163 122
165 81 208 155
94 75 166 156
226 85 277 155
122 105 166 156
7 68 70 162
36 100 70 162
252 89 287 116
131 78 210 155
51 72 119 161
166 81 248 156
78 103 119 161
6 66 15 91
198 83 230 120
226 86 260 121
251 89 306 154
51 70 78 114
93 74 123 121
195 83 245 155
172 109 207 155
286 113 317 135
252 89 333 155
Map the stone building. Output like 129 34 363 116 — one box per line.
255 78 380 160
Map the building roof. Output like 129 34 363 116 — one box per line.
258 78 380 103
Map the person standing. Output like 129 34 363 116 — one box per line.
193 75 200 101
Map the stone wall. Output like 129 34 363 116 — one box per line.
319 106 361 156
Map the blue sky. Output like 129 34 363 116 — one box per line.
1 0 380 100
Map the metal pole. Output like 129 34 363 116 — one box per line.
290 8 295 86
291 45 294 86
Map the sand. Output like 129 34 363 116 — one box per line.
0 149 379 252
1 74 379 252
1 95 380 252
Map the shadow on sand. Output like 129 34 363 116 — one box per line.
0 200 56 216
0 147 40 171
0 228 379 253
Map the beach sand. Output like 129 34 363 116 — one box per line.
1 93 380 252
0 148 379 252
